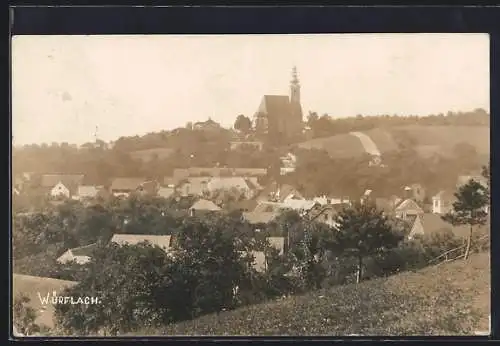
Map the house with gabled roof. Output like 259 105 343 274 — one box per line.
243 211 279 225
74 185 100 200
432 190 455 215
110 234 172 252
57 243 97 265
177 177 211 197
189 199 222 216
407 213 479 240
394 198 424 221
256 182 304 203
207 177 254 199
109 178 159 197
110 177 146 197
39 174 85 199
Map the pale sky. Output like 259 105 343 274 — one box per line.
12 34 489 146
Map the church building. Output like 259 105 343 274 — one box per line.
253 67 304 143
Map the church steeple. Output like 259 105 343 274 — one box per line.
290 66 301 104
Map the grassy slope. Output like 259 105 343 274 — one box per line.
12 274 78 329
140 252 489 336
295 125 490 159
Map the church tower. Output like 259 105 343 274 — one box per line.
290 66 301 104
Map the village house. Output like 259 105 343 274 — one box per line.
172 167 268 181
189 199 222 216
193 118 222 132
256 182 304 203
110 234 172 252
375 195 403 215
176 177 211 197
394 198 424 221
313 195 351 206
109 178 158 197
56 243 97 265
407 213 482 240
239 236 286 273
432 190 455 215
39 174 85 199
280 152 298 175
306 203 348 227
254 199 318 217
73 185 108 201
242 211 279 226
207 177 256 199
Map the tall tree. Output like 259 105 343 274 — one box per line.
441 179 489 260
234 114 252 134
332 202 403 283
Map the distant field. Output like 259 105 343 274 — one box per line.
13 274 78 329
138 251 489 336
295 125 490 159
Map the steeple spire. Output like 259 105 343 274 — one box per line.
290 66 301 104
291 66 299 85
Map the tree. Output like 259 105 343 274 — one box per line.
173 216 256 317
288 222 332 290
13 294 41 336
234 114 252 134
55 242 176 335
441 179 489 260
332 202 403 283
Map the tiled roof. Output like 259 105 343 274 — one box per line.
77 185 99 198
409 213 484 238
207 177 250 192
395 199 424 214
281 199 318 211
254 201 282 213
110 234 172 250
110 177 145 191
257 95 291 118
70 243 98 257
243 211 278 224
190 199 222 211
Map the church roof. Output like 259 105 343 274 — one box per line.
256 95 291 117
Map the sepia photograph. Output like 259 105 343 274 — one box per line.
11 33 490 337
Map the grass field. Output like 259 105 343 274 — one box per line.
12 274 78 329
138 251 489 336
295 125 489 159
